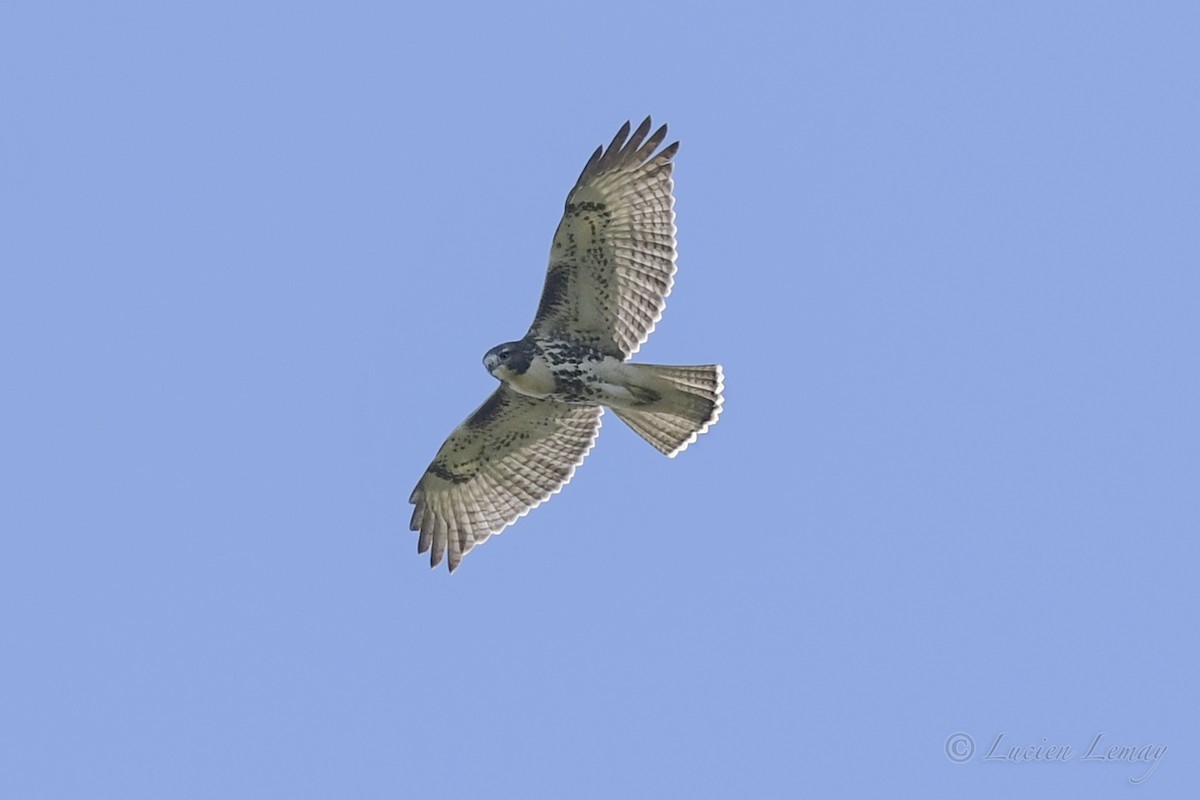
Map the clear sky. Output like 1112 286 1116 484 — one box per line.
2 2 1197 798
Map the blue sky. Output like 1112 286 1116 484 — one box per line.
2 2 1197 797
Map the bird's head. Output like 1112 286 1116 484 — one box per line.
483 340 529 379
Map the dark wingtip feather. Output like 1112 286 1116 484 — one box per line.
582 144 603 173
572 119 675 190
596 120 632 172
610 120 632 150
625 117 653 155
653 140 680 168
634 123 672 164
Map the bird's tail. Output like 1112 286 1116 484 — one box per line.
612 364 724 457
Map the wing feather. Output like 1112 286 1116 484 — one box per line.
529 117 679 358
410 386 603 571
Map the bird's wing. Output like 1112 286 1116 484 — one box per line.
409 386 603 572
528 117 679 359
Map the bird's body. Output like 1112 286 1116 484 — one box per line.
410 118 723 571
486 337 656 406
483 337 614 402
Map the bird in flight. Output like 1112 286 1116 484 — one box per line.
409 118 723 572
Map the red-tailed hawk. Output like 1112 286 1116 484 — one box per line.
410 118 723 571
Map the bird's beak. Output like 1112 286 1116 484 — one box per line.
483 353 499 373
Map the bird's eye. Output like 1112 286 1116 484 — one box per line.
499 350 509 360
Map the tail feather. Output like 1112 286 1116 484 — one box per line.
612 364 724 457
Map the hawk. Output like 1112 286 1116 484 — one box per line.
409 118 723 571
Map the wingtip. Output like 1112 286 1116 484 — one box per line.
630 116 653 145
609 119 632 152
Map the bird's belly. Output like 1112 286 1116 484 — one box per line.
548 357 651 406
